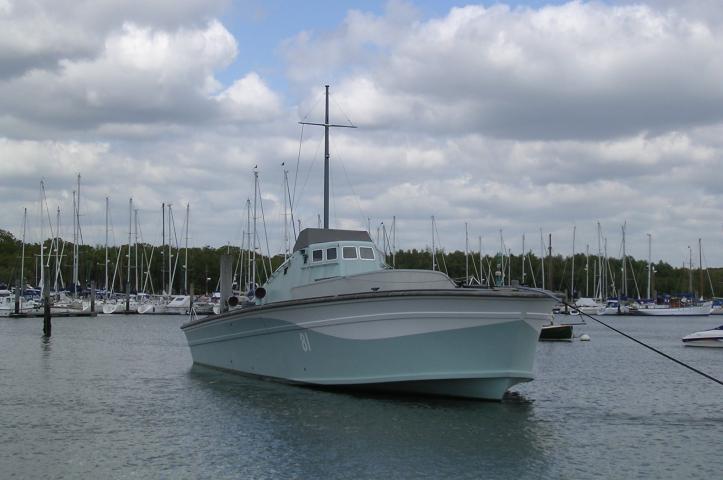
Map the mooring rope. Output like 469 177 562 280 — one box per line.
520 287 723 387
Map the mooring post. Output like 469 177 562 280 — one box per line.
125 280 130 314
90 281 96 313
43 266 51 337
219 255 232 314
14 281 21 314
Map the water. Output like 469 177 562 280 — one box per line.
1 314 721 479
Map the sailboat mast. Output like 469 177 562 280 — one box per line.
127 198 132 293
75 173 80 294
161 203 165 294
688 245 693 293
647 233 651 300
39 182 44 294
571 225 576 299
283 167 289 260
134 208 138 293
252 170 258 290
464 222 469 284
698 238 703 300
521 234 525 285
184 203 189 294
55 205 61 293
246 198 251 290
168 205 173 295
21 208 27 291
621 222 627 297
431 216 436 271
105 197 109 296
539 229 545 290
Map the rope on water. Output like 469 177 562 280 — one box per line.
521 287 723 387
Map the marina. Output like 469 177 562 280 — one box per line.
3 1 723 478
1 313 720 478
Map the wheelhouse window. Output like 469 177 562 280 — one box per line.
312 249 323 262
359 247 375 260
342 246 357 259
326 247 338 260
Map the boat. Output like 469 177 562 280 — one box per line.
180 85 558 401
682 326 723 347
597 299 630 315
138 295 191 315
574 297 603 315
182 228 558 400
539 322 574 341
635 304 711 316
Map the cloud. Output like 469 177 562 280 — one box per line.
2 0 723 269
285 1 723 140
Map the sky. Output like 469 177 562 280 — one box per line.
2 0 723 269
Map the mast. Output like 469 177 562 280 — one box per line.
464 222 469 284
283 166 289 260
698 238 703 300
55 205 60 293
75 174 80 295
127 198 132 294
39 181 44 295
298 85 356 229
688 245 693 293
547 233 552 291
246 198 252 290
392 216 396 268
647 233 652 300
521 234 525 285
21 208 27 291
184 203 189 294
105 197 109 297
585 244 589 297
621 222 627 297
571 225 576 299
71 191 76 294
161 203 165 295
168 205 173 295
134 208 138 293
252 170 258 290
431 216 436 271
539 229 545 290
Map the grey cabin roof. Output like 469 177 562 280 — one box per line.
293 228 372 252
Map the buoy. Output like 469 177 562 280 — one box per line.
580 334 591 342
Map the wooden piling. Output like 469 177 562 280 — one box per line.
14 281 20 314
90 281 96 313
43 267 51 337
125 281 130 314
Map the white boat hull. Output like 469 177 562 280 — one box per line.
182 290 555 400
682 327 723 347
636 305 711 316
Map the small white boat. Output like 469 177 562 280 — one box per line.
597 299 629 315
574 297 603 315
682 326 723 347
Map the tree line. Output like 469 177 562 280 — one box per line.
0 229 720 299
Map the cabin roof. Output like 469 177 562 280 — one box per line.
293 228 372 252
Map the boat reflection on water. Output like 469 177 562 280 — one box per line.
187 365 552 477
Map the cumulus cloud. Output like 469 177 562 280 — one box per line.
286 1 723 140
2 0 723 269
